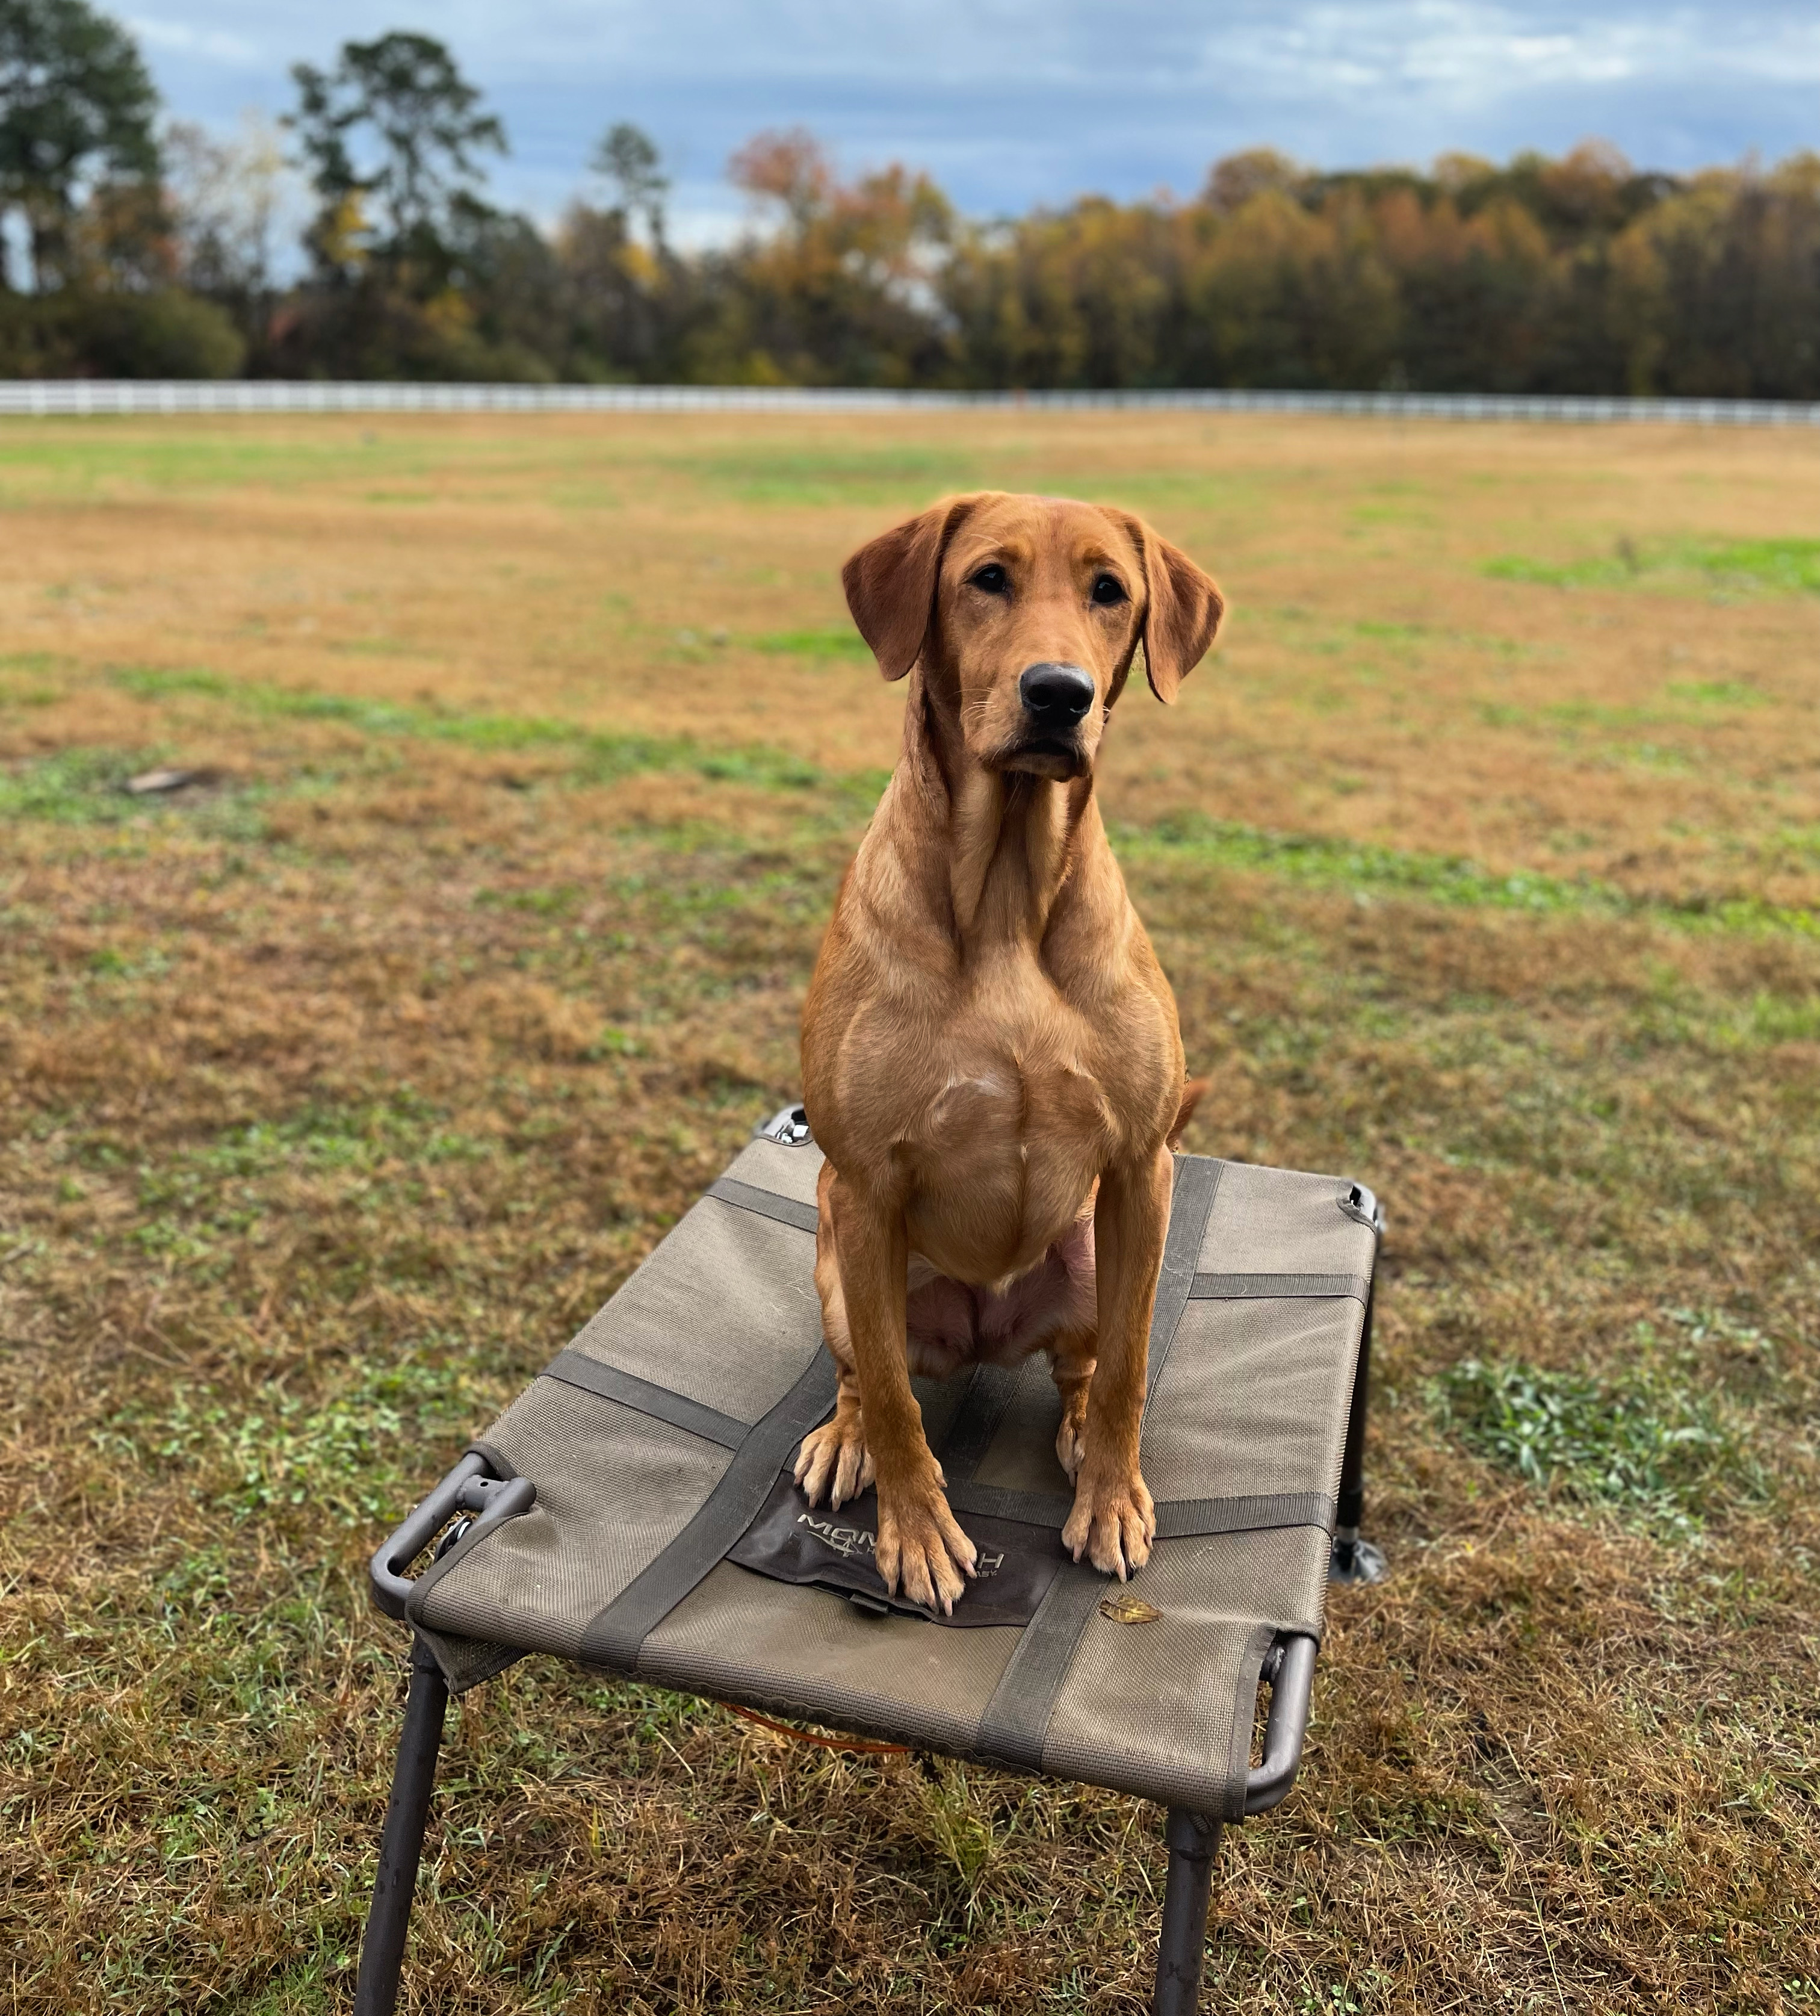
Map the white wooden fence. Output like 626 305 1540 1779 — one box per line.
2 379 1818 425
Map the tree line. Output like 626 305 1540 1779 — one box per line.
2 0 1817 395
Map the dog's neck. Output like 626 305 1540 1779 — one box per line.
901 666 1097 948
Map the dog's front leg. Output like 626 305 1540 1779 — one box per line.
1064 1146 1171 1579
828 1171 977 1613
796 1158 876 1509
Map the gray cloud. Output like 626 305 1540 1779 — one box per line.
126 1 1820 236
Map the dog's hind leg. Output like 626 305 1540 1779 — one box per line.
1168 1076 1210 1149
1044 1209 1100 1483
1050 1331 1097 1483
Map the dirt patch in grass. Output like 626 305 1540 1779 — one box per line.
2 412 1818 2013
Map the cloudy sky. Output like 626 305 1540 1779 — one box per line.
128 0 1820 238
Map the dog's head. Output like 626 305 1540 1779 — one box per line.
842 491 1224 780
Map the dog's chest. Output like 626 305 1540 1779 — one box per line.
887 967 1125 1274
903 1067 1106 1281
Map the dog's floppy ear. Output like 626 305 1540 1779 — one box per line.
842 494 985 681
1114 512 1225 704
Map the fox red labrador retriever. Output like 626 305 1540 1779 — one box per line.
796 491 1223 1611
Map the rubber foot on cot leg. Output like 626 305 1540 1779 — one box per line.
1328 1530 1388 1585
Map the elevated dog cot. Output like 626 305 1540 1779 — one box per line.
355 1109 1387 2015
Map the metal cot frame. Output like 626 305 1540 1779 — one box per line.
348 1273 1384 2015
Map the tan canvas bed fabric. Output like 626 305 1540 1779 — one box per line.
399 1132 1379 1826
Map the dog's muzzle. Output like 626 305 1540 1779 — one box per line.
1003 662 1095 773
1018 662 1095 730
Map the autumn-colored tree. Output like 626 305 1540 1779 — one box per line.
935 140 1820 398
1609 159 1820 397
1183 185 1400 388
942 197 1180 389
709 128 955 384
1368 188 1557 389
10 67 1820 397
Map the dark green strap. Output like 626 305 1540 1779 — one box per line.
935 1363 1019 1487
947 1483 1336 1540
1190 1272 1370 1303
578 1348 838 1673
972 1501 1329 1778
708 1176 819 1235
947 1480 1072 1527
974 1560 1106 1770
542 1348 748 1450
974 1155 1224 1767
1145 1155 1224 1398
939 1158 1223 1506
1154 1490 1334 1540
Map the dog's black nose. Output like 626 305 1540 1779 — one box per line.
1018 662 1095 728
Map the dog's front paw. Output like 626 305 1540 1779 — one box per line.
1063 1462 1156 1580
794 1414 874 1510
876 1478 977 1616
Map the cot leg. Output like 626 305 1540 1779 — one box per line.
354 1635 448 2016
1329 1289 1387 1585
1154 1807 1223 2016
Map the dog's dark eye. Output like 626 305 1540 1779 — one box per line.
1091 573 1127 606
969 563 1009 595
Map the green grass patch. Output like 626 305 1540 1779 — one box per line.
1695 537 1820 592
0 746 168 823
0 649 65 705
102 1359 488 1525
753 625 871 659
109 665 831 793
0 429 450 507
1116 811 1820 937
1119 813 1621 913
101 1096 512 1291
1484 553 1636 589
1428 1339 1767 1532
114 664 230 696
1665 678 1766 708
681 445 984 507
1484 535 1820 595
14 689 1818 941
1352 619 1429 642
129 1096 497 1223
0 743 277 844
1475 682 1767 743
475 882 583 916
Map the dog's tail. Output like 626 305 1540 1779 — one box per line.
1167 1077 1210 1150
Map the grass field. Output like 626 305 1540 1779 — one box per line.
2 410 1818 2014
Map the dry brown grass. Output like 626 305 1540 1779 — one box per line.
1 412 1817 2014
